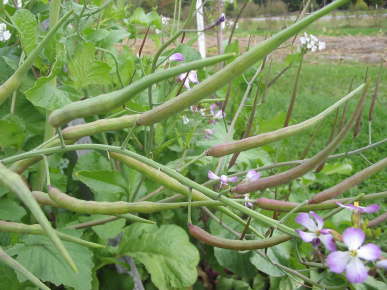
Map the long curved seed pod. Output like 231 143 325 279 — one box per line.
48 54 235 127
368 212 387 228
207 84 364 157
62 114 140 140
110 152 264 237
233 83 368 194
0 10 73 107
137 0 350 126
0 246 51 290
0 220 104 249
188 224 291 250
0 163 77 272
309 157 387 203
255 191 387 212
48 186 227 214
1 144 297 236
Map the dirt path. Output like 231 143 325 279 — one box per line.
133 35 387 65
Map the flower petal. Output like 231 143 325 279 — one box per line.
246 170 260 182
326 251 350 273
188 71 199 84
343 227 364 250
220 175 229 185
336 202 355 211
319 233 336 252
358 243 381 261
310 211 324 230
296 230 316 242
295 213 317 231
345 257 368 284
169 53 184 62
376 260 387 269
208 170 219 180
360 204 380 213
227 176 238 183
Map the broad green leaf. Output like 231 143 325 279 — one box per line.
0 115 26 149
68 42 111 89
91 216 126 241
12 9 37 56
25 75 71 111
74 151 112 173
130 8 161 28
0 198 27 221
74 170 127 201
7 235 94 290
118 223 199 290
0 266 25 290
100 29 131 49
321 161 353 175
250 251 284 277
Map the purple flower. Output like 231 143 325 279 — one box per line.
244 193 254 208
208 170 238 186
376 259 387 269
246 170 260 182
178 70 199 89
169 53 185 62
327 228 381 284
295 211 336 252
204 128 214 138
209 104 225 122
215 13 226 26
336 202 380 214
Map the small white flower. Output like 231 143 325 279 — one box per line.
161 16 170 25
0 23 11 42
299 32 325 53
155 29 161 34
182 115 190 124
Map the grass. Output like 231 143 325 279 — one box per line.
235 13 387 36
244 61 386 193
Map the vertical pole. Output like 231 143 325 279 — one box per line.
196 0 206 58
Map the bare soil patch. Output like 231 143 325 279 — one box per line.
132 35 386 65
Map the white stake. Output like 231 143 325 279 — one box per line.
196 0 206 58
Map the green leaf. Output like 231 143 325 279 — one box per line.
74 170 127 201
0 198 27 221
68 42 111 89
250 251 284 277
7 235 94 290
0 115 26 149
176 44 202 62
321 161 353 175
130 8 161 28
12 9 38 56
91 216 126 241
284 52 302 66
118 223 199 290
74 151 112 173
0 260 26 290
25 75 71 111
209 214 257 279
217 276 252 290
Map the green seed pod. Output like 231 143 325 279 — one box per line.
188 224 291 250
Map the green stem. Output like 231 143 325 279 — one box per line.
0 220 104 249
